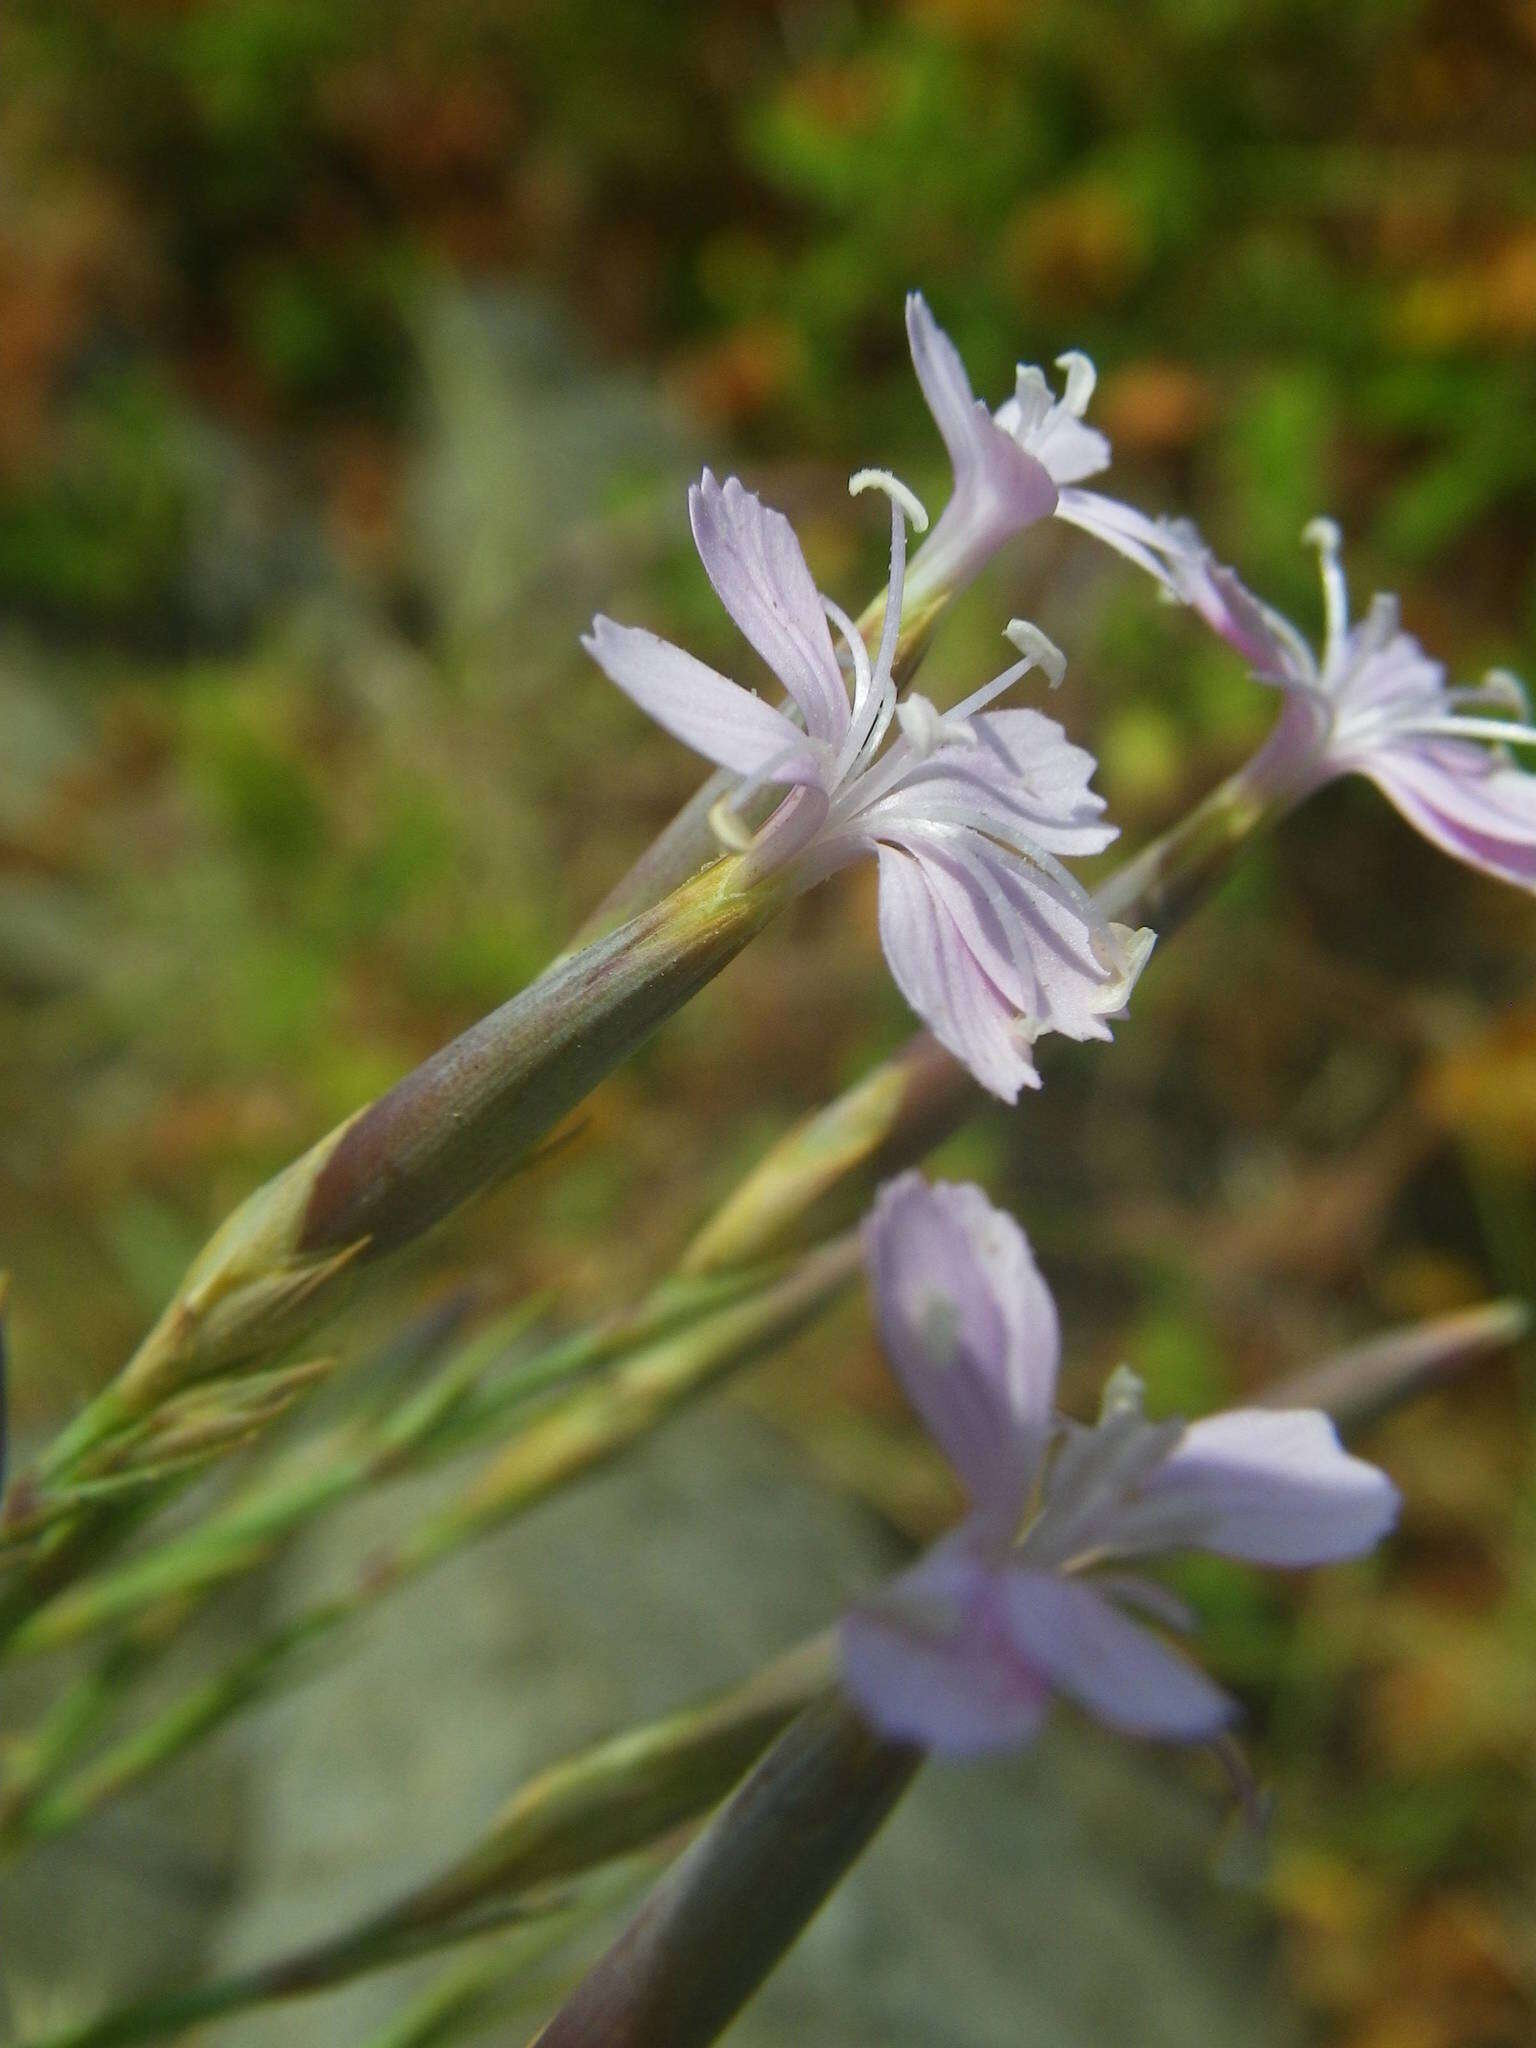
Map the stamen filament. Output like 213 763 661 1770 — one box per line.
1303 517 1349 671
1394 715 1536 750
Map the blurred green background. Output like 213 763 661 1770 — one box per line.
3 2 1536 2042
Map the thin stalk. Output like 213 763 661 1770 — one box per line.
20 1857 654 2048
30 856 785 1487
351 1942 565 2048
1260 1297 1530 1431
1 1275 765 1670
530 1693 918 2048
14 1602 348 1847
19 1643 829 2048
5 1244 858 1846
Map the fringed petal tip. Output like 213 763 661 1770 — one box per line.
686 468 852 747
1098 921 1157 1015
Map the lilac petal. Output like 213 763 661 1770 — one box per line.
1000 1569 1236 1741
1159 534 1318 687
688 471 850 747
880 832 1043 1023
863 1172 1059 1519
1360 743 1536 891
582 616 820 782
1331 624 1443 718
950 835 1148 1042
878 708 1118 860
976 708 1108 809
905 294 1058 595
874 841 1042 1102
840 1538 1050 1757
993 360 1112 485
869 821 1148 1090
1053 489 1189 587
904 292 998 482
1027 412 1111 487
876 829 1085 1033
1141 1408 1400 1566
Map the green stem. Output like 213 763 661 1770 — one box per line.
20 1645 829 2048
530 1694 919 2048
5 1245 858 1846
26 857 784 1497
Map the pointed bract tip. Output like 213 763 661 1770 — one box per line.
850 467 929 532
1004 618 1067 688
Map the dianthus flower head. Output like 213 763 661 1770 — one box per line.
840 1173 1399 1757
1166 518 1536 890
583 470 1153 1101
900 294 1199 617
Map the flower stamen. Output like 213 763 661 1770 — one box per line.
1302 517 1349 674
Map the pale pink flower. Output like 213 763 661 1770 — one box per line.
1166 518 1536 890
585 472 1152 1101
841 1173 1398 1756
901 294 1197 614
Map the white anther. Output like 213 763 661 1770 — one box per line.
897 693 976 758
1054 350 1097 416
849 468 930 533
1004 618 1067 689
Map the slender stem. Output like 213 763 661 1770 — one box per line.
1092 757 1283 930
4 1246 859 1844
18 1646 831 2048
20 857 783 1502
530 1694 920 2048
21 1860 652 2048
22 1310 1514 2046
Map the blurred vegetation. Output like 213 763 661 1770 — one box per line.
3 1 1536 2042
